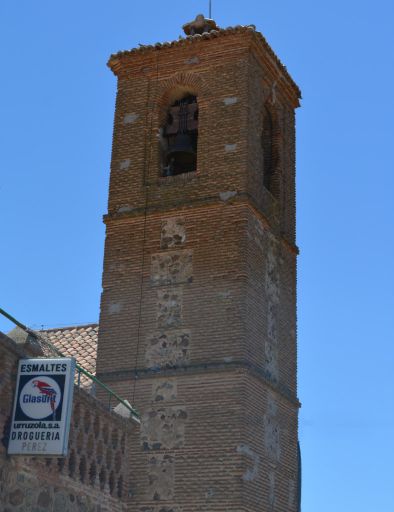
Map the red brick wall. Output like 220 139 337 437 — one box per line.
97 26 300 512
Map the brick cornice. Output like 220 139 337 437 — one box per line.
97 360 301 409
103 193 299 255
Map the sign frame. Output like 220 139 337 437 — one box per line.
8 357 76 457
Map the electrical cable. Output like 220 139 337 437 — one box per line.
131 52 160 407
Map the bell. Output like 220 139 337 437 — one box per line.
165 132 197 175
167 132 195 158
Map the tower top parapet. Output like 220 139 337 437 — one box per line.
107 22 300 102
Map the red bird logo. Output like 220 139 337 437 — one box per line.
32 379 57 415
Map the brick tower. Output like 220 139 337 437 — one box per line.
96 14 301 512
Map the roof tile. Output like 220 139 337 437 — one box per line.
42 323 98 377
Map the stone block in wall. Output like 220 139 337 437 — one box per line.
152 380 178 402
146 330 190 368
266 237 280 306
265 232 280 382
264 340 278 382
141 407 188 451
157 288 183 328
236 444 260 481
264 394 281 462
268 470 276 508
267 302 278 342
160 218 186 249
151 251 193 286
146 454 175 500
247 215 266 252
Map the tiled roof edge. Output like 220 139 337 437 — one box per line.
107 25 301 99
42 323 98 332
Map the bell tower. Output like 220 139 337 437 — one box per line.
97 14 301 512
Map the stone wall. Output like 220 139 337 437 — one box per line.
0 332 138 512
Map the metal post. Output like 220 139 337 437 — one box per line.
209 0 212 18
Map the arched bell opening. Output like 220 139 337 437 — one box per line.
161 94 198 176
262 106 273 190
261 105 281 200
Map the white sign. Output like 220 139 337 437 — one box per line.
8 358 76 456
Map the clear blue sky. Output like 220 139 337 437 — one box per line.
1 1 393 510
